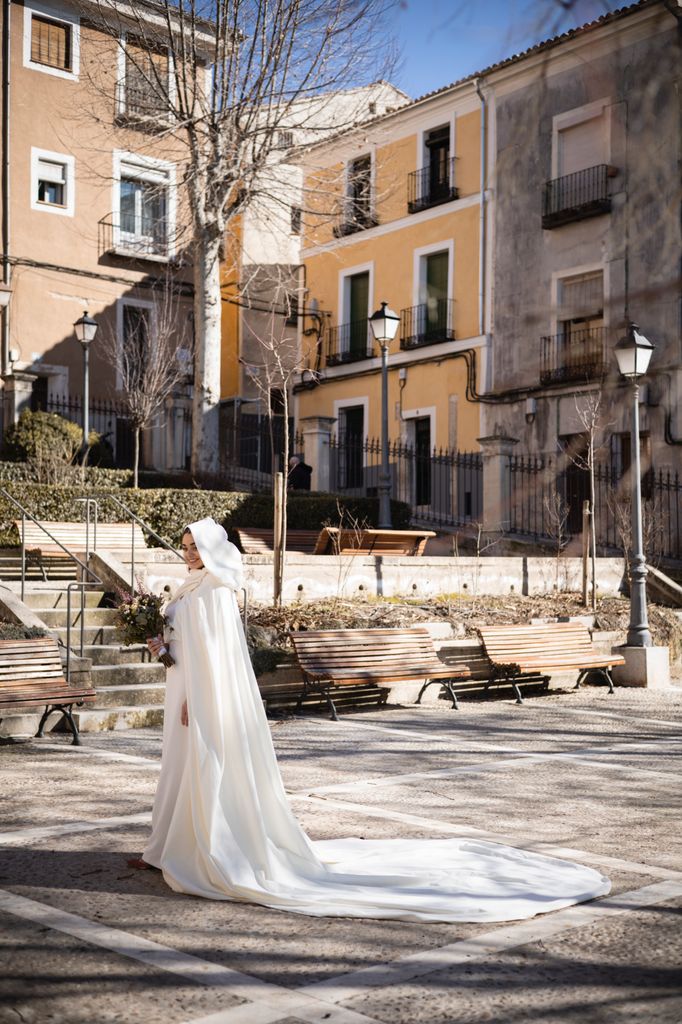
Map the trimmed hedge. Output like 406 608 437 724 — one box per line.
0 461 134 488
0 623 49 640
0 483 411 548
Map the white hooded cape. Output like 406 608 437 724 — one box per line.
143 517 610 921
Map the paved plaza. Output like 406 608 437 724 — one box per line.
1 685 681 1024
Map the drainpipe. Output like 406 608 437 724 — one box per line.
474 77 487 339
1 0 10 377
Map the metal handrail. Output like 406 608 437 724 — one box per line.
101 494 183 590
1 487 99 602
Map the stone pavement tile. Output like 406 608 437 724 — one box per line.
0 910 245 1024
339 897 682 1024
329 759 682 871
0 747 157 831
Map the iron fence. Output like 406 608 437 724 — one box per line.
218 405 299 491
407 157 458 214
41 394 135 467
507 454 682 562
540 326 608 386
400 299 456 350
327 435 482 528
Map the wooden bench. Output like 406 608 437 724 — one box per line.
477 622 626 705
313 527 435 556
232 528 320 555
290 627 471 720
14 520 147 578
0 638 96 745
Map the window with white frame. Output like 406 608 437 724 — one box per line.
553 101 609 178
345 155 373 227
115 155 173 258
31 149 74 216
24 2 80 80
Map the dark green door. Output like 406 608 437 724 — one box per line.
415 416 431 506
425 251 448 337
348 272 369 357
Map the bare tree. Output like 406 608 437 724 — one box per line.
100 273 192 487
238 305 314 605
543 484 570 589
83 0 395 475
558 390 613 610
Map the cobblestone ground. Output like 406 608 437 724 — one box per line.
1 684 681 1024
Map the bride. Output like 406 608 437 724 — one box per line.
131 516 610 922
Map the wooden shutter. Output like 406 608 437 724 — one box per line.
557 115 606 176
31 16 71 71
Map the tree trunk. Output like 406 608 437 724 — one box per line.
191 234 223 475
133 426 140 489
589 442 597 612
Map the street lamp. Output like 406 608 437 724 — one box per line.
73 311 99 455
614 321 654 647
368 301 400 529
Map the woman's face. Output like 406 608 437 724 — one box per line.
181 532 204 570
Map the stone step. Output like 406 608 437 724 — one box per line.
91 663 166 686
93 683 166 708
55 625 118 645
33 607 119 628
19 589 106 611
83 644 151 665
76 705 165 732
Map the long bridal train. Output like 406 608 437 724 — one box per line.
142 518 610 923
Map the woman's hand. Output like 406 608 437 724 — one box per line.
180 700 189 727
146 635 164 656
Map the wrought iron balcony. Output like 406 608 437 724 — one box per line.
400 299 455 350
540 326 608 385
98 213 170 261
408 158 458 214
326 320 374 366
542 164 613 228
333 207 378 238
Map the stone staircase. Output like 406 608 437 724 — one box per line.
3 580 166 736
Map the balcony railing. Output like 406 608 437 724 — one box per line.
408 158 458 214
400 299 455 350
542 164 613 228
326 320 374 366
98 213 170 260
333 206 378 238
540 326 608 385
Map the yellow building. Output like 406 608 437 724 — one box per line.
294 81 490 479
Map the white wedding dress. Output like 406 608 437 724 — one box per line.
142 518 610 923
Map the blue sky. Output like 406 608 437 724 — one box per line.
391 0 622 99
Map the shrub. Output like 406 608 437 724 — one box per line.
230 493 412 531
2 409 82 463
0 483 411 548
0 622 49 640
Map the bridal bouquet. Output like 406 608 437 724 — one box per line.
114 583 175 668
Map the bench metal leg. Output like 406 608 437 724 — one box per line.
576 668 615 694
416 679 460 710
323 688 339 722
511 679 524 705
36 703 81 745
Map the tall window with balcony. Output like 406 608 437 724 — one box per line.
122 38 169 121
328 271 371 365
109 158 171 259
402 250 454 350
335 155 375 236
543 106 613 228
408 125 457 214
541 271 606 384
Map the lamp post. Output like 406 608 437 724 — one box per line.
368 301 400 529
614 321 654 647
73 311 99 455
0 282 11 377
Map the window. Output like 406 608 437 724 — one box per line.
557 113 607 178
425 125 451 200
334 155 374 235
24 3 80 79
284 293 298 327
290 205 302 236
276 130 294 149
122 303 151 374
31 148 74 216
31 14 71 70
558 271 604 340
403 242 454 348
338 405 364 489
123 37 169 120
114 154 174 258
